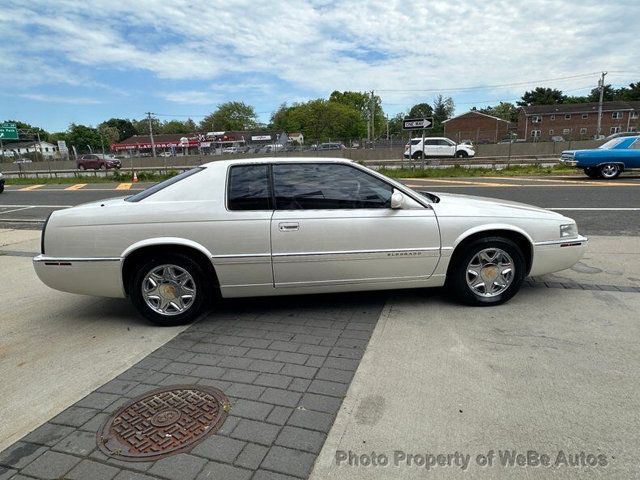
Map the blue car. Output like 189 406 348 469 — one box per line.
560 135 640 179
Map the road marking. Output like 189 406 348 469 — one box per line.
0 204 73 208
116 183 132 190
480 176 639 187
64 184 88 190
403 178 512 187
548 207 640 211
18 185 45 191
0 206 34 215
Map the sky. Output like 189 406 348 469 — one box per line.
1 0 639 132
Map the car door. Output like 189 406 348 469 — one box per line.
437 139 456 157
423 139 438 157
270 162 440 290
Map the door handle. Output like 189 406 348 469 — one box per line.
278 222 299 232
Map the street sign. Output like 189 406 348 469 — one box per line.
402 117 433 130
0 123 19 140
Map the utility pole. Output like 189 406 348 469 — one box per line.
370 90 375 148
596 71 607 139
146 112 157 158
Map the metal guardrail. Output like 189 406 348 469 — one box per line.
0 155 562 179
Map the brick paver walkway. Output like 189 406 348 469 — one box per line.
0 293 385 480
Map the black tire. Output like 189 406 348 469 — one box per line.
455 150 468 158
412 151 423 159
599 163 621 179
129 253 209 326
0 183 4 194
448 236 526 306
78 164 85 170
98 163 105 170
583 167 600 179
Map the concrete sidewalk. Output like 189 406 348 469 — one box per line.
311 236 640 479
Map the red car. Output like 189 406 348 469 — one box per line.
77 154 121 170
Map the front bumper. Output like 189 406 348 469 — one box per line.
559 155 578 166
529 235 588 276
33 255 126 298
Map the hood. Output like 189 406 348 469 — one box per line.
430 192 564 219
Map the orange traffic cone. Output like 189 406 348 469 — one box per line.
132 171 139 183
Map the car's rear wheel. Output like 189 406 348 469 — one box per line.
584 167 599 178
130 254 208 326
448 237 526 306
455 150 468 158
599 163 621 179
0 183 4 194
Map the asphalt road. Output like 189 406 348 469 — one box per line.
1 175 639 235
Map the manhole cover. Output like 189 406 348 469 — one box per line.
97 385 230 461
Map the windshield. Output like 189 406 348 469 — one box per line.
125 167 204 202
598 138 624 149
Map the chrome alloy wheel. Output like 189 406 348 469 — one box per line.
600 164 620 179
142 264 196 316
465 248 515 297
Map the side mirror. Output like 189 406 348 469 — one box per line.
390 189 404 209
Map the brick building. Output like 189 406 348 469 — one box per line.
518 101 640 141
443 111 513 143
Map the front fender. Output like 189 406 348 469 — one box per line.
451 223 534 249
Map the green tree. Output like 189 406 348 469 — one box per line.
387 112 406 137
407 103 433 119
617 82 640 101
97 125 119 150
65 124 103 153
588 84 615 102
98 118 137 142
478 102 518 122
563 95 589 104
329 91 385 138
200 102 257 131
517 87 566 106
132 117 162 137
161 120 191 134
432 95 455 133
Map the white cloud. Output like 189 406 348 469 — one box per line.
3 0 640 112
18 94 103 104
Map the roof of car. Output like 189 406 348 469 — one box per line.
202 157 351 168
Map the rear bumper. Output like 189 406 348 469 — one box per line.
529 235 588 276
33 255 126 298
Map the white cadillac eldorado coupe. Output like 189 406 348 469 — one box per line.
34 158 587 325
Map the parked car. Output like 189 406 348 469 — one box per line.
550 136 565 142
317 143 346 151
34 158 587 325
404 137 475 159
560 135 640 179
77 154 121 170
13 158 33 164
0 172 4 193
159 151 174 157
222 146 239 154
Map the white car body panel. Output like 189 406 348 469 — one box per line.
33 157 587 301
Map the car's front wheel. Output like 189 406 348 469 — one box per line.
584 167 599 178
599 163 621 179
448 237 526 306
130 254 208 326
455 150 468 158
412 151 423 159
78 164 85 170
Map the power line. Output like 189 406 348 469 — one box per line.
375 72 603 93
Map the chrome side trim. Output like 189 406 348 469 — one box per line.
272 247 440 263
211 253 271 265
272 247 440 257
533 235 588 247
33 255 122 263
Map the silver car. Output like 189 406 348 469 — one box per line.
34 158 587 325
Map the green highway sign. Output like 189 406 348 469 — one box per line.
0 123 19 140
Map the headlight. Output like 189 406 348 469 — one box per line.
560 223 578 238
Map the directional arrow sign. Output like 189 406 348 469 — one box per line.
402 117 433 130
0 124 19 140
